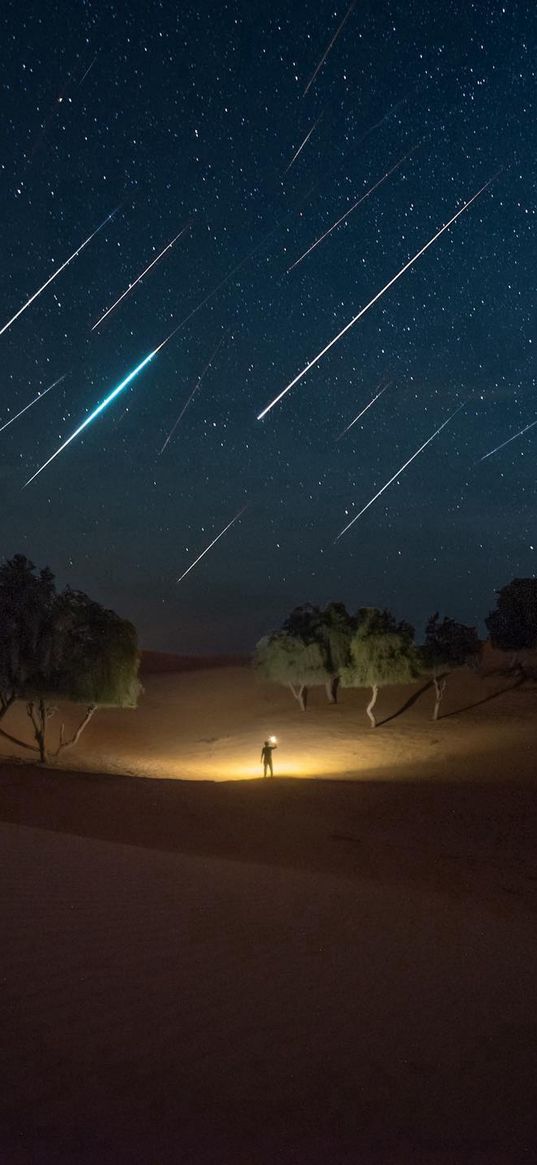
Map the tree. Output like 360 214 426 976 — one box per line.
282 602 353 703
255 601 354 710
0 554 56 722
422 613 481 720
486 579 537 666
316 602 354 703
0 555 140 763
341 607 421 727
254 629 329 711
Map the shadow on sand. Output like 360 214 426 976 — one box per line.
378 678 434 726
442 675 524 718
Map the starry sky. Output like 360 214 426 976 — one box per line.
2 0 536 652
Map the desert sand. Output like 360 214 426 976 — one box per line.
0 654 536 1162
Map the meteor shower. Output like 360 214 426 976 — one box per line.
2 2 537 1163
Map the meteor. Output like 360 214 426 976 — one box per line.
0 375 65 434
1 211 117 337
284 115 322 174
336 379 392 439
336 402 465 540
24 347 159 487
79 54 98 84
303 0 357 96
479 417 537 462
91 223 191 329
159 335 225 455
287 148 417 273
258 175 496 420
176 507 247 583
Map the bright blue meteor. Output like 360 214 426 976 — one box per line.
24 348 157 487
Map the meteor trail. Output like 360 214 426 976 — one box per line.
287 148 416 272
258 175 495 420
336 402 465 540
336 379 392 439
284 115 322 174
79 54 98 84
159 335 225 455
176 507 247 583
1 211 116 337
24 347 159 487
91 223 191 330
303 0 357 96
0 375 65 434
479 417 537 462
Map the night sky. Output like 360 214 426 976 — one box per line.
2 0 536 652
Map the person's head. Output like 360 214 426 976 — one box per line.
264 739 269 746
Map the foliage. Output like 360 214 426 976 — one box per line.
42 588 141 707
341 607 421 691
0 554 140 762
317 601 354 674
256 601 354 708
421 612 481 720
422 613 481 671
341 607 421 726
0 553 56 712
281 602 352 673
254 631 329 689
485 578 537 653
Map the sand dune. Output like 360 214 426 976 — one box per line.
1 658 537 1161
1 812 536 1164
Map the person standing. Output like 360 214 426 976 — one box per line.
260 739 277 778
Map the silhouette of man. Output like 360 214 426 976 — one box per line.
261 739 277 778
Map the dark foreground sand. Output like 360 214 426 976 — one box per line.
1 766 537 1164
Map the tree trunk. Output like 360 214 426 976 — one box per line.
288 683 307 711
366 684 379 728
325 676 339 704
432 675 447 721
27 699 48 764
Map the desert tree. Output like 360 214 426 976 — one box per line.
0 554 56 724
341 607 421 727
422 613 481 720
317 601 354 702
254 627 330 711
485 578 537 671
0 556 141 763
282 602 353 703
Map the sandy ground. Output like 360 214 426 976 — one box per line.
1 656 537 1162
0 652 535 783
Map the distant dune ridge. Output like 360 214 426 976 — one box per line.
140 650 250 674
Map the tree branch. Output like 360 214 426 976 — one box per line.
26 701 40 738
0 692 15 718
53 705 97 756
0 725 38 752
